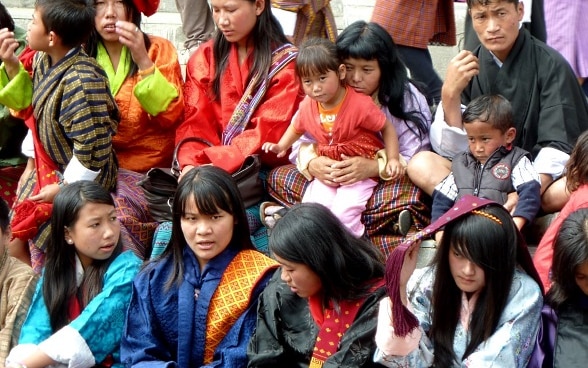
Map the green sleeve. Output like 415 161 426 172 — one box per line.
133 67 179 116
0 63 32 110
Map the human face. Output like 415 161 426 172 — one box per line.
574 260 588 296
181 195 235 270
343 57 381 97
469 0 524 61
301 66 346 109
211 0 264 47
94 0 130 44
274 254 322 298
65 202 120 269
465 120 515 164
449 245 486 294
26 8 50 52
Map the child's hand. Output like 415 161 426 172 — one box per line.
385 158 405 181
262 142 287 158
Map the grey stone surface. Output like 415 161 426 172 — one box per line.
6 0 467 74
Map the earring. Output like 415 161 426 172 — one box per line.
67 239 73 244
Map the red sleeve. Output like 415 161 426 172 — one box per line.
533 187 588 291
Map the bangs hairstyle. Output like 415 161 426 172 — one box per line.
335 21 429 141
295 37 341 79
565 130 588 192
35 0 95 48
462 94 514 133
269 203 384 304
162 166 254 288
547 208 588 310
430 204 519 366
44 181 122 332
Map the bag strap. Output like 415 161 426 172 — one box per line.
171 137 213 176
221 43 298 145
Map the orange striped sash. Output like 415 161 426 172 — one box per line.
204 250 278 363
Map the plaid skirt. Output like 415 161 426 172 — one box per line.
266 164 431 257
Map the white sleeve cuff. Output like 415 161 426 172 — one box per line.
430 102 468 159
533 147 569 179
63 156 100 183
21 129 34 158
38 325 95 368
5 343 40 366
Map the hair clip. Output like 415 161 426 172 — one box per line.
471 210 502 225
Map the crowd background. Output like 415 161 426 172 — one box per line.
0 0 468 81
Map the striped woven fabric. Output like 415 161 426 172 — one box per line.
266 164 431 257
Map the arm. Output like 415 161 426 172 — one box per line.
0 264 38 363
12 251 141 368
61 69 118 179
323 288 388 368
176 46 302 173
431 173 457 222
381 122 403 181
440 50 479 130
511 156 542 228
247 271 312 367
262 124 303 158
374 267 435 368
120 269 178 368
132 35 184 122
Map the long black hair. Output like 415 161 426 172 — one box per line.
546 208 588 310
43 181 122 331
269 203 384 306
162 166 254 288
211 0 289 100
336 20 429 142
430 204 539 366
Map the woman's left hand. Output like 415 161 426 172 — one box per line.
330 155 379 185
115 20 153 71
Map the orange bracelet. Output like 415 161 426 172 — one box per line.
138 64 155 77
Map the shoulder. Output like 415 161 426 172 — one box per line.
66 51 109 86
4 257 38 290
146 35 180 59
105 250 142 279
504 269 543 315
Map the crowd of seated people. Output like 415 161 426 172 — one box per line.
0 0 587 367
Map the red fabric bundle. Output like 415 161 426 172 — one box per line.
132 0 160 16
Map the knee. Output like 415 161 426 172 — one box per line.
407 151 448 195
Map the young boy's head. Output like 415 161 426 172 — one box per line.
296 37 346 106
0 198 10 254
462 94 516 164
29 0 95 51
